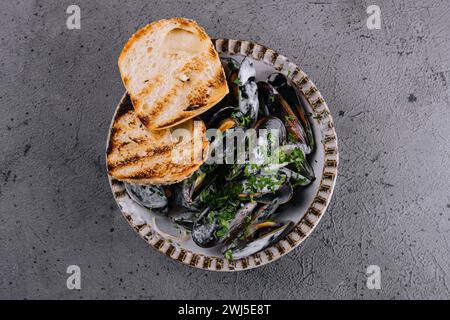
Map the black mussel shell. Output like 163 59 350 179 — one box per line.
226 221 295 260
221 202 258 246
268 72 315 150
125 183 168 213
192 208 220 248
252 183 293 205
207 106 236 129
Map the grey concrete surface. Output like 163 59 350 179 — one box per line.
0 0 449 300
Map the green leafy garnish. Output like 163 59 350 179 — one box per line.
268 95 275 103
245 174 286 193
285 114 296 122
199 182 245 239
287 132 297 143
224 249 233 260
231 111 251 127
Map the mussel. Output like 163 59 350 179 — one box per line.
257 81 276 117
220 202 257 246
234 58 259 127
257 81 311 154
268 73 315 151
277 144 314 181
221 58 240 106
125 183 168 213
254 116 287 146
226 221 294 260
207 106 237 132
252 183 293 204
239 180 293 205
192 207 220 248
180 165 217 210
173 211 199 231
252 201 280 223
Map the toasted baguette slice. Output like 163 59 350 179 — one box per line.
118 17 229 130
107 99 209 185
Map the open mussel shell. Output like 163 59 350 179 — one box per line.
254 116 287 145
279 167 311 186
220 202 258 246
239 181 293 205
173 211 199 232
227 221 295 260
252 183 293 205
268 73 315 151
253 201 280 223
257 81 276 117
177 165 218 211
257 81 311 154
236 58 259 127
192 208 220 248
278 144 315 181
207 106 237 131
125 183 168 213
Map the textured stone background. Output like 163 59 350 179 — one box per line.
0 0 449 299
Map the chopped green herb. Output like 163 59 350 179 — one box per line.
287 132 297 143
224 249 233 260
245 174 285 193
268 95 275 103
285 114 296 122
215 227 228 238
231 111 251 127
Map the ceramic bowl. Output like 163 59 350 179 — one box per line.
106 39 338 271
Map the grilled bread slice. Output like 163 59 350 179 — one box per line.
118 17 229 130
107 97 209 185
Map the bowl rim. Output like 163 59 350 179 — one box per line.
106 38 339 271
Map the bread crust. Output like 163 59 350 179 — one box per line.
118 18 229 131
107 103 209 185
